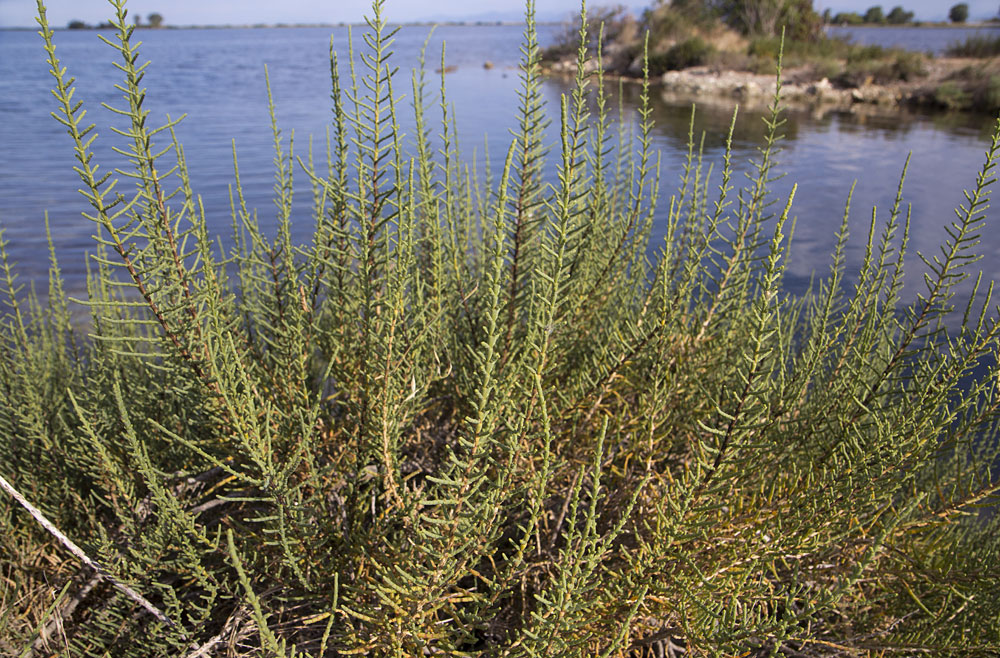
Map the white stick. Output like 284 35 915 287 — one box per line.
0 472 180 630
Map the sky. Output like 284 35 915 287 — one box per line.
1 1 998 28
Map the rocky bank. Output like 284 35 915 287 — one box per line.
544 57 989 113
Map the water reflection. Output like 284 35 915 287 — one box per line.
827 25 1000 56
0 25 997 311
548 77 1000 306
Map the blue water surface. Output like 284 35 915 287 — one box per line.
827 24 1000 55
0 24 997 306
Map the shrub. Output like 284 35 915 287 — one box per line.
837 45 927 86
935 80 972 109
831 11 864 24
644 0 720 43
936 67 1000 112
947 33 1000 58
950 2 970 24
886 5 915 23
748 34 816 72
3 0 1000 656
649 36 714 74
863 5 885 24
542 3 638 62
889 49 927 80
750 33 852 61
646 0 822 44
717 0 824 41
746 37 925 85
985 74 1000 109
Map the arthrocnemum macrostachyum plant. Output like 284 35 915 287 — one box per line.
1 0 999 656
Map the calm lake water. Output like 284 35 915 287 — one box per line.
828 24 1000 55
0 24 997 308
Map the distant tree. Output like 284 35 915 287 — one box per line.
552 4 638 58
147 13 164 28
649 0 822 39
886 5 915 24
864 5 885 23
67 19 88 29
949 3 969 23
832 11 864 25
822 7 831 23
134 14 142 26
715 0 823 41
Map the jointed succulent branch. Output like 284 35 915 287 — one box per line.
1 1 998 656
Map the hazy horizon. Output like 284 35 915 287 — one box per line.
1 1 998 29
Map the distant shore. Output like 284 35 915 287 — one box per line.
540 17 1000 115
544 55 997 115
827 21 1000 29
0 21 561 31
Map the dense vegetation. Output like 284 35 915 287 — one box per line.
67 12 165 30
827 5 915 25
545 1 919 78
3 0 1000 656
950 3 970 24
545 1 1000 114
948 33 1000 58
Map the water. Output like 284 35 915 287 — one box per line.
0 24 997 306
826 24 1000 55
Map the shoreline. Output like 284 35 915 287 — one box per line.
543 57 998 115
826 22 1000 29
0 21 563 31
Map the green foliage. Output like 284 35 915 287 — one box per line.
935 66 1000 113
3 0 1000 656
787 40 927 87
984 75 1000 108
936 80 973 109
836 4 912 25
887 5 915 23
543 4 639 61
840 46 926 85
747 34 926 83
889 48 926 79
665 0 824 41
947 33 1000 57
747 32 857 65
950 2 971 24
749 33 848 60
646 0 721 37
863 4 886 23
831 11 864 24
649 36 715 73
727 0 824 40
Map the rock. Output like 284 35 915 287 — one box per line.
735 81 763 98
808 77 832 95
851 85 897 105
